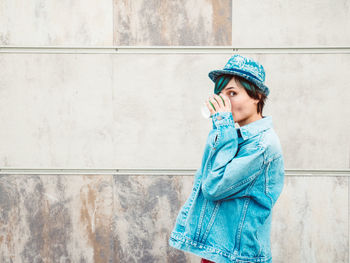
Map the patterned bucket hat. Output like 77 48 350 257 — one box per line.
208 54 270 96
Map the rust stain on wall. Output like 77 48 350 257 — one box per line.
210 0 232 45
113 0 232 45
20 176 72 262
80 178 113 263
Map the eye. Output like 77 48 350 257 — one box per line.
228 91 236 96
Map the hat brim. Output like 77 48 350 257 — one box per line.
208 69 270 96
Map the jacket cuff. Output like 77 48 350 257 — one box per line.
212 112 235 128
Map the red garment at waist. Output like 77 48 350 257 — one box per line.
201 258 215 263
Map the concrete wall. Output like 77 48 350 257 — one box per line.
0 0 349 262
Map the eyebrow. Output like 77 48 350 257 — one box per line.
223 87 237 90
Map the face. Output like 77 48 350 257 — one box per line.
219 76 261 125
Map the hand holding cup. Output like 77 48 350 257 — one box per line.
205 93 231 116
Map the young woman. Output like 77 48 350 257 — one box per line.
169 54 285 263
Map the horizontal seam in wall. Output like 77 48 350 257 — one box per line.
1 46 350 54
0 168 349 176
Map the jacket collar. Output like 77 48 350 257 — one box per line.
236 115 273 141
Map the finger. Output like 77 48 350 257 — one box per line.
209 96 219 111
218 94 226 106
205 99 216 114
208 96 218 111
213 94 224 109
220 93 231 111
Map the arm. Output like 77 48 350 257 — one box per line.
200 112 265 202
265 155 285 207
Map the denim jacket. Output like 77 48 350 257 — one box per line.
169 111 285 263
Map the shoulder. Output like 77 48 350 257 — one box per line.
258 128 284 163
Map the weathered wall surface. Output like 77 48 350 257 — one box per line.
0 173 348 262
0 0 349 262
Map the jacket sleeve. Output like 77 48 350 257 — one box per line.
200 112 265 202
265 155 285 207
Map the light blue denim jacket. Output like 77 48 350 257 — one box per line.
169 111 285 263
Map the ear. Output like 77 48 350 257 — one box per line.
254 93 262 104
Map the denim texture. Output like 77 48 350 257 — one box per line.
169 111 285 263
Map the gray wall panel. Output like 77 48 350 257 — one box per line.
0 0 113 46
0 174 114 262
113 174 196 262
272 176 348 263
0 53 115 168
232 0 350 47
114 0 232 46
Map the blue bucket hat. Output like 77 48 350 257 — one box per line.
208 54 270 96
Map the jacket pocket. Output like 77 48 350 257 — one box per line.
256 230 263 257
198 200 222 244
191 195 223 244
